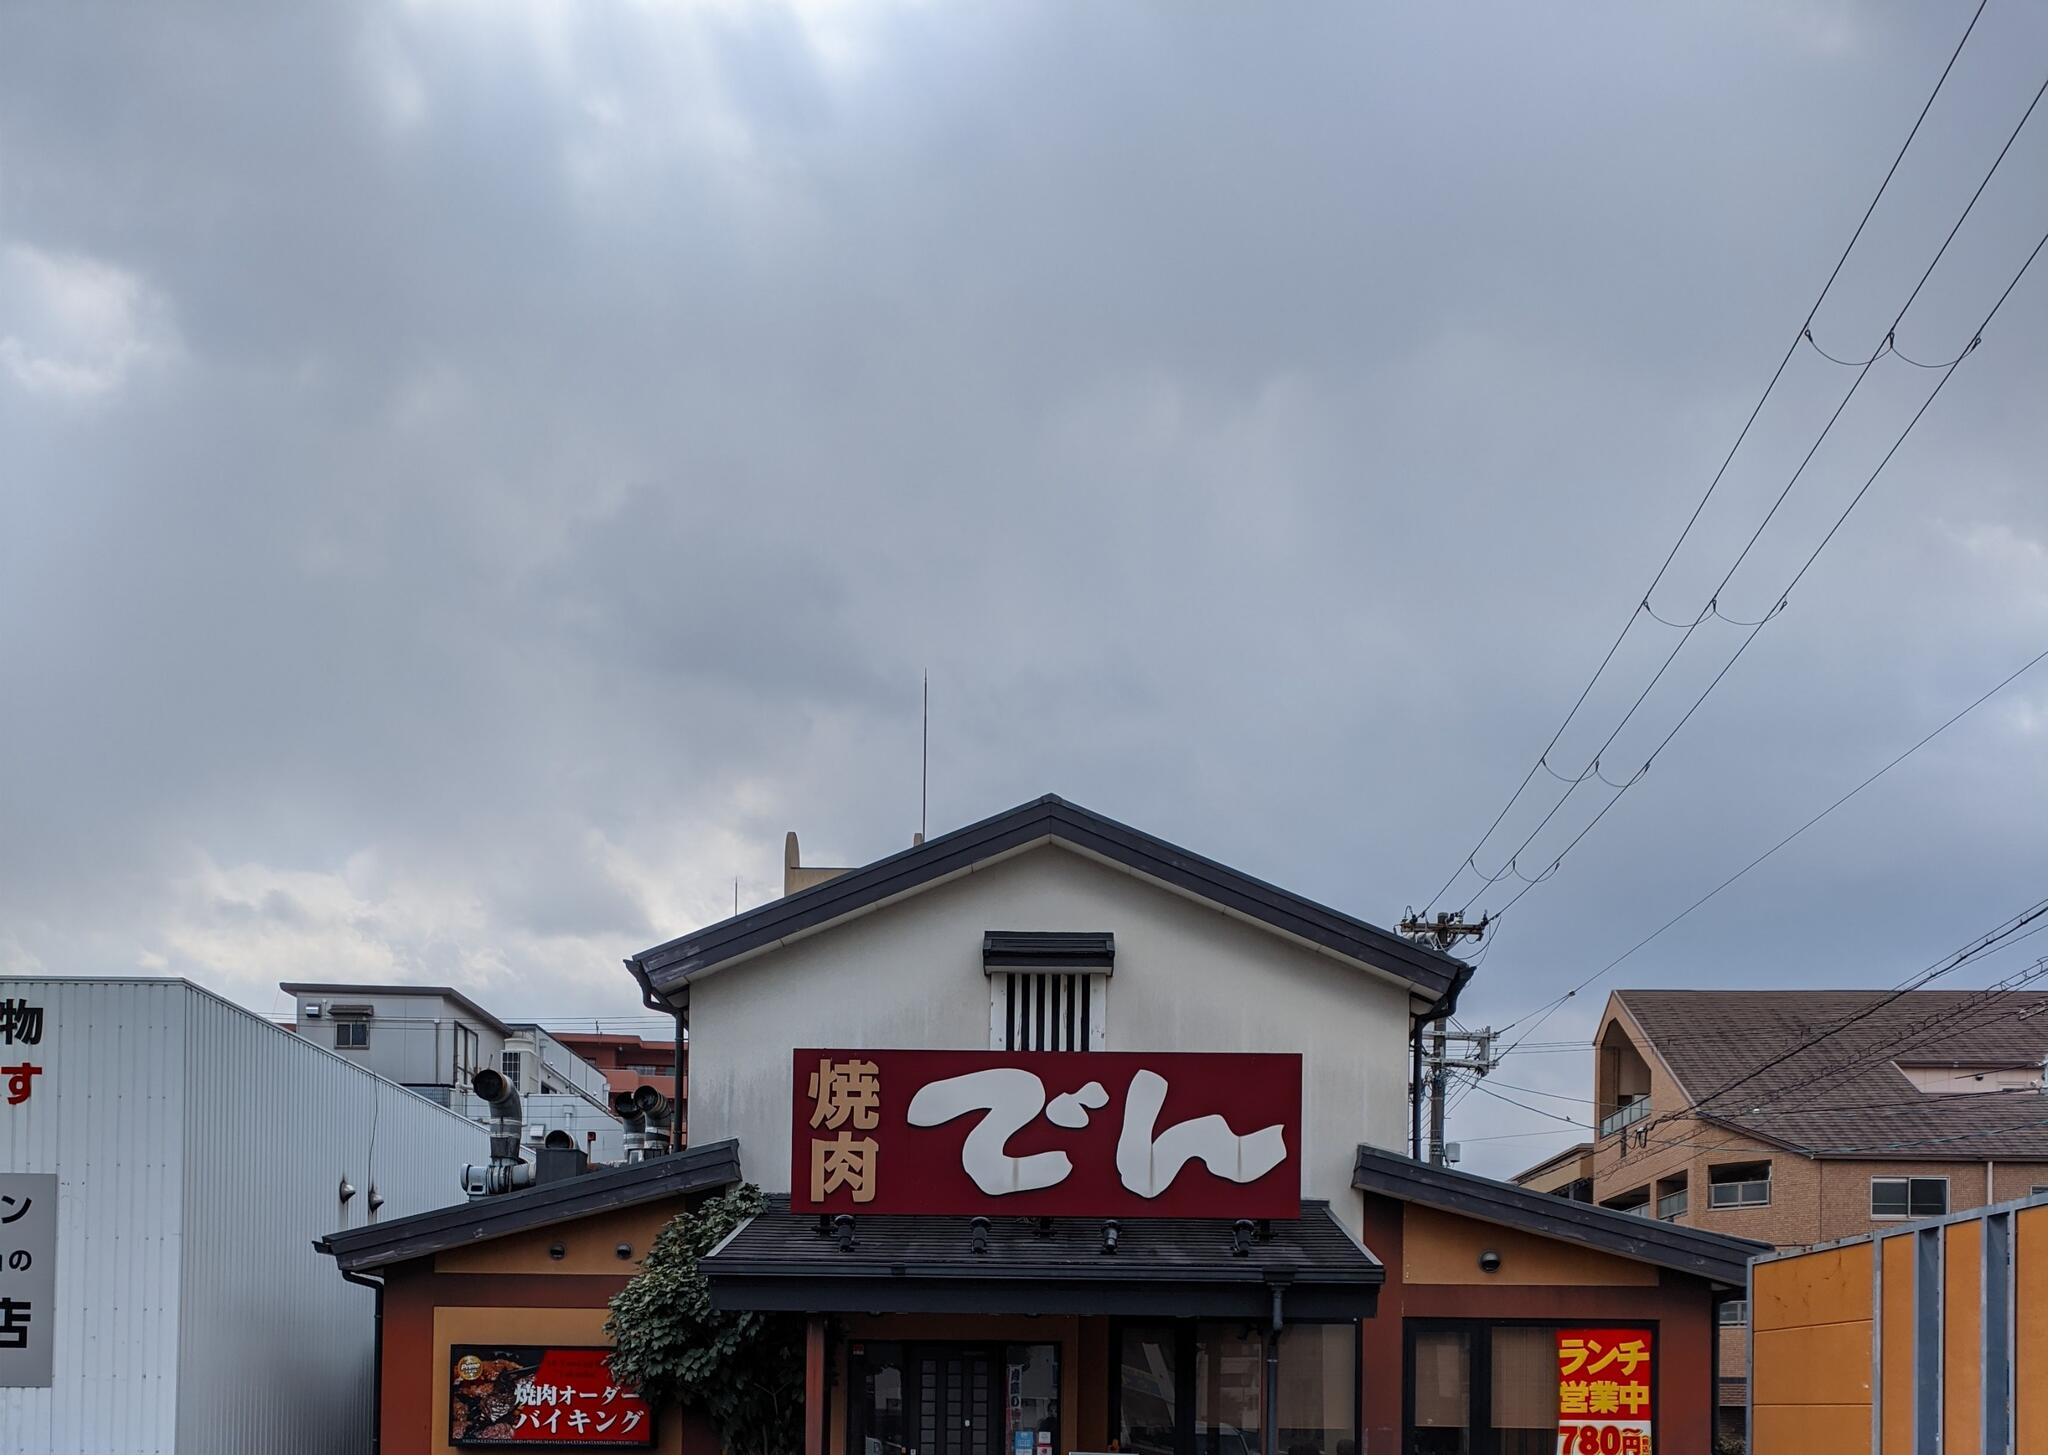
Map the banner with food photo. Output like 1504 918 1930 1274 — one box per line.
449 1345 656 1447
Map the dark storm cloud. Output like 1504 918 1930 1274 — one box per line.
3 0 2046 1169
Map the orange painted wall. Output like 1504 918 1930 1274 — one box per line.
1401 1205 1657 1286
1943 1222 1982 1455
1750 1244 1871 1455
1878 1235 1914 1455
2020 1206 2048 1455
436 1203 679 1276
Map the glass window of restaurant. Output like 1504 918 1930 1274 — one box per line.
1405 1324 1656 1455
1115 1322 1360 1455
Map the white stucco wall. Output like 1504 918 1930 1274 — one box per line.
684 842 1417 1231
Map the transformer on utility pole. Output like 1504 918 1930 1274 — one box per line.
1400 909 1494 1166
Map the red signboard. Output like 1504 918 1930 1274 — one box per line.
1555 1327 1653 1455
789 1048 1301 1218
449 1345 655 1447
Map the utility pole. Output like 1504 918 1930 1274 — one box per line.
1401 909 1492 1167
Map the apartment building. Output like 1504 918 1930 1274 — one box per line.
280 981 629 1161
1532 987 2048 1443
551 1029 681 1099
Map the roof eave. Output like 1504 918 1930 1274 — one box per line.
316 1138 742 1273
1354 1146 1765 1286
631 795 1465 1008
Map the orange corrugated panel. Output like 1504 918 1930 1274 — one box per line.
1755 1243 1872 1332
1755 1404 1874 1455
1881 1234 1915 1455
2020 1206 2048 1455
1754 1320 1871 1408
1945 1221 1982 1455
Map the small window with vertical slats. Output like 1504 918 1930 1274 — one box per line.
993 971 1106 1051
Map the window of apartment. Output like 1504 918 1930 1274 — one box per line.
1655 1175 1687 1222
453 1023 479 1079
1718 1300 1749 1327
1707 1162 1771 1209
500 1050 524 1087
332 1017 369 1050
1870 1176 1947 1219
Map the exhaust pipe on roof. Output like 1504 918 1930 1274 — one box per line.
460 1068 536 1197
612 1090 649 1163
634 1086 675 1157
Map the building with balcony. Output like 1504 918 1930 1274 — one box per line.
1532 986 2048 1444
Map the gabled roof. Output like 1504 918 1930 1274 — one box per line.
1354 1145 1765 1287
699 1195 1380 1319
627 795 1470 1014
316 1139 741 1274
1613 989 2048 1160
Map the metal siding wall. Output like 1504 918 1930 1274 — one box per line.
2019 1206 2048 1455
175 983 488 1454
1755 1196 2048 1455
0 979 189 1455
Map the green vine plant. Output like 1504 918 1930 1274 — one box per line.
606 1183 805 1455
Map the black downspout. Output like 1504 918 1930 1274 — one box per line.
1264 1282 1286 1455
1410 1021 1425 1160
341 1267 385 1455
626 953 687 1154
672 1002 685 1148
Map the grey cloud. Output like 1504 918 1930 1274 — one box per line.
4 0 2047 1171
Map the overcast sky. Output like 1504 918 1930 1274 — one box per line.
5 0 2047 1175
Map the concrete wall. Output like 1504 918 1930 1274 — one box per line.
686 841 1417 1229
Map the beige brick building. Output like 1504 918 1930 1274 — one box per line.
1513 987 2048 1445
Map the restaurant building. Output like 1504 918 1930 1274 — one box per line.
323 795 1759 1455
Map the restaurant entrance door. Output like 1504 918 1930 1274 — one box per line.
913 1346 997 1455
849 1340 1062 1455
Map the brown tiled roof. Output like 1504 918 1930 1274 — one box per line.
1615 989 2048 1160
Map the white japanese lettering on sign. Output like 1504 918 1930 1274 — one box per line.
906 1066 1286 1199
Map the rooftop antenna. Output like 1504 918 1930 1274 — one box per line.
733 876 739 916
919 671 929 845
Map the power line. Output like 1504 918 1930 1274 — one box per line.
1469 110 2048 924
1417 0 1991 917
1473 214 2048 929
1478 638 2048 1052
